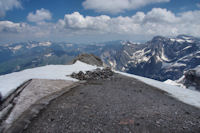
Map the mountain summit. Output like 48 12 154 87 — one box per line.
72 53 103 67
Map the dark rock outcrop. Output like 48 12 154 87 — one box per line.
181 66 200 91
72 54 103 67
71 68 113 80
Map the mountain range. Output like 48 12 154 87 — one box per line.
0 35 200 82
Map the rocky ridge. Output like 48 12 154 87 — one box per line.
178 66 200 91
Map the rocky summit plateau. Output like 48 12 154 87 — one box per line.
0 55 200 133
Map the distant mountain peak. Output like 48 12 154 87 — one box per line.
72 54 103 67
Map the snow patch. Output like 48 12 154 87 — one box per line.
172 62 186 67
44 53 52 57
129 48 151 64
161 48 170 61
156 55 162 62
164 79 185 88
122 67 126 71
183 46 192 51
26 43 37 49
8 45 22 52
39 41 52 47
186 40 194 43
170 38 176 42
12 45 22 51
142 56 150 62
176 39 185 43
182 36 191 40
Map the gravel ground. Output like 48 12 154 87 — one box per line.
23 74 200 133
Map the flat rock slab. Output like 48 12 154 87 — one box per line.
2 79 76 132
23 74 200 133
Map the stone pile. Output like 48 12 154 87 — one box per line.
71 68 113 80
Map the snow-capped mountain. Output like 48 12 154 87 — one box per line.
0 35 199 83
104 35 200 81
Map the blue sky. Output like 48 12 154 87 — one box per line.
0 0 200 43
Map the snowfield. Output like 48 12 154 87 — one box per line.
116 71 200 109
0 61 97 99
164 79 185 88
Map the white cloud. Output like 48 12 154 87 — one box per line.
27 8 52 23
62 8 200 37
0 21 24 33
82 0 170 13
0 20 55 43
1 8 200 43
0 0 21 17
144 8 178 23
64 12 111 31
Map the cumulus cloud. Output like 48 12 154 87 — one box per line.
64 12 111 32
144 8 178 23
0 21 26 33
1 8 200 43
0 20 56 43
82 0 170 13
27 8 52 23
0 0 21 17
62 8 200 37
